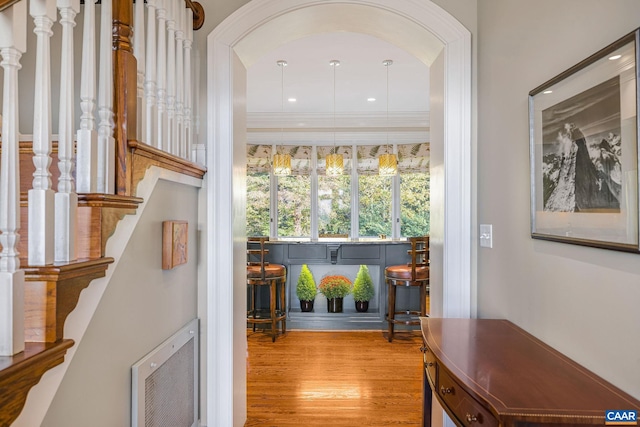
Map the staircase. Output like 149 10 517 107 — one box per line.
0 0 206 424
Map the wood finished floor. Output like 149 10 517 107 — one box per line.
246 330 424 426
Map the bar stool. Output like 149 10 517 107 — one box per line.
247 237 287 342
385 236 429 342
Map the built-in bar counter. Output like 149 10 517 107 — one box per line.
248 239 424 330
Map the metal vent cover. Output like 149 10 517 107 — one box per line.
132 319 199 427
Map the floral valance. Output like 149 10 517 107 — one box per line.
316 145 353 175
247 144 312 175
247 144 272 173
248 143 429 175
397 143 430 173
356 143 429 175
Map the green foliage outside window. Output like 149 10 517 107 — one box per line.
318 175 351 235
246 161 430 239
247 172 270 236
359 175 392 237
277 175 311 237
400 173 430 237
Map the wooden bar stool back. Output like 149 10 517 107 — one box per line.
384 236 429 342
247 237 287 342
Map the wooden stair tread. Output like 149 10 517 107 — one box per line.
0 339 74 426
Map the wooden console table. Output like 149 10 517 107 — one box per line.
420 318 640 427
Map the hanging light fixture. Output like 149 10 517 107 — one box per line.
273 60 292 176
326 59 344 176
379 59 398 176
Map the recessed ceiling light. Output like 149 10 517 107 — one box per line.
543 90 553 94
367 97 376 102
609 54 622 60
288 97 297 102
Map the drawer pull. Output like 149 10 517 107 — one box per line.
466 413 478 424
440 386 453 395
426 362 434 367
420 346 427 353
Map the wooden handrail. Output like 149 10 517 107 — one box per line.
1 0 204 28
184 0 205 30
0 0 20 13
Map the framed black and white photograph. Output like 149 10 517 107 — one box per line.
529 29 640 252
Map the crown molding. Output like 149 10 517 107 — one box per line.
246 129 429 145
247 111 429 129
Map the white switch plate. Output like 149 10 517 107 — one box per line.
479 224 493 248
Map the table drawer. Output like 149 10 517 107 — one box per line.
423 346 437 387
438 367 498 427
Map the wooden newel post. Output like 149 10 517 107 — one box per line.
112 0 137 196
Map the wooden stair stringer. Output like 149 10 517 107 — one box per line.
0 340 74 427
10 163 204 427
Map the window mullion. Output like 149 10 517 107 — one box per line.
392 144 401 239
270 144 278 238
351 143 359 239
310 145 318 240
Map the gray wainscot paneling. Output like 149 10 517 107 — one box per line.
247 240 426 331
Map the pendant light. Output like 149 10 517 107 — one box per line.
379 59 398 176
326 59 344 176
273 60 292 176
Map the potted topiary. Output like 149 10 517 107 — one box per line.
296 264 317 312
352 264 374 312
318 274 352 313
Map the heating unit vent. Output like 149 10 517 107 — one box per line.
132 318 199 427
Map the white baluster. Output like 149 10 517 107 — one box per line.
184 6 193 161
145 0 158 148
133 0 146 143
175 1 185 158
144 0 158 147
76 0 98 194
156 0 167 152
0 0 27 356
166 0 176 155
97 0 115 194
194 47 205 165
54 0 79 263
28 0 57 266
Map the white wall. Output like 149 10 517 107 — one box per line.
477 0 640 399
39 179 201 427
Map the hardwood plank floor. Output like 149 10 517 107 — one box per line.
246 330 424 426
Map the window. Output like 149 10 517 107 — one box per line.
318 175 351 236
246 145 272 236
277 175 311 238
247 172 270 236
246 143 430 239
398 143 430 237
358 174 392 237
317 145 352 237
400 173 430 236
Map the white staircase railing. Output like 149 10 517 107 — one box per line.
28 0 57 266
0 0 200 357
0 0 26 357
54 0 79 263
75 0 98 194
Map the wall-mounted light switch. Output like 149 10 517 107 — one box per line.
479 224 493 248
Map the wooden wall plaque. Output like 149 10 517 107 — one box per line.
162 220 188 270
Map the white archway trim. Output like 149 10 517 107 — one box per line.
206 0 471 424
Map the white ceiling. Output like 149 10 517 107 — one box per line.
246 32 431 145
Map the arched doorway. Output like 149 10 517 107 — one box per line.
206 1 471 424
